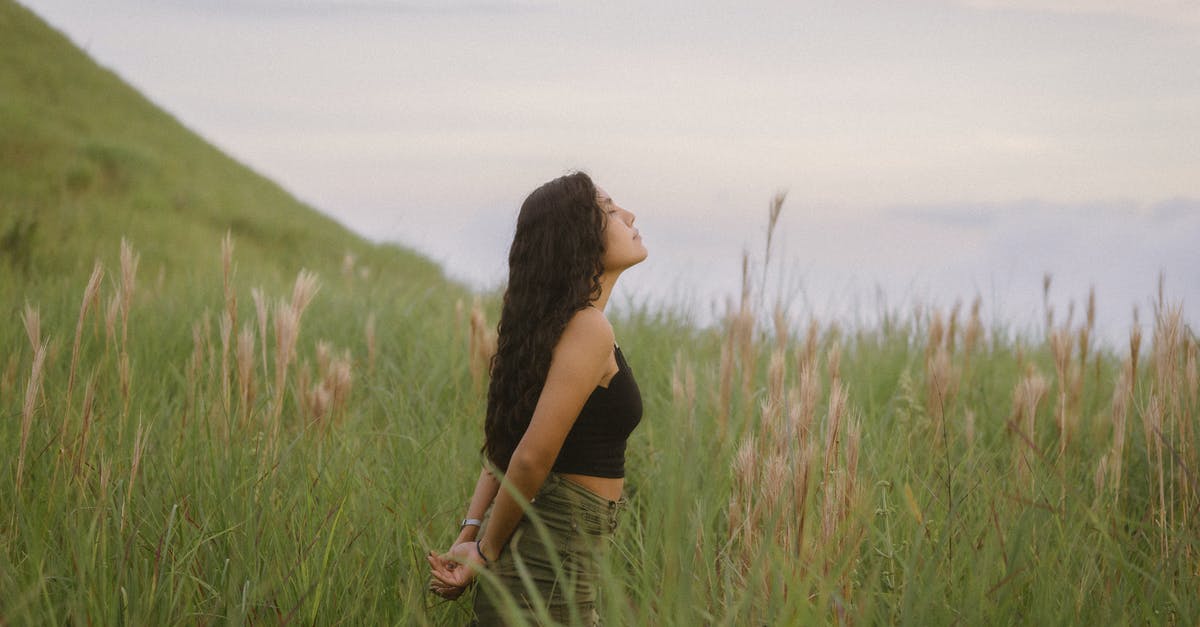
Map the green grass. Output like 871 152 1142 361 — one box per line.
3 1 1199 624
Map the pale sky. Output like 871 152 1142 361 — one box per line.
20 0 1200 343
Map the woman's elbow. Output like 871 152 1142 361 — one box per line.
508 447 554 478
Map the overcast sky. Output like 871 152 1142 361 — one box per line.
21 0 1200 343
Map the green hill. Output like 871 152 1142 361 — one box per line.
0 0 447 297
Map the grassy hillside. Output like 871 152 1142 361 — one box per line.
3 1 1199 625
0 0 446 299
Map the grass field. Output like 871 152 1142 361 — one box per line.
3 1 1199 624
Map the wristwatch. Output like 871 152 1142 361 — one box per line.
460 518 482 529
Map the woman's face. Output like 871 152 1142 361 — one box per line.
596 186 647 272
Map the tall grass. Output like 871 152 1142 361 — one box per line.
3 222 1198 624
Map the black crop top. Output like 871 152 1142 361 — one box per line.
551 345 643 478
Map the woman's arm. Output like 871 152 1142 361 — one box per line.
429 308 613 584
455 467 500 544
427 467 500 599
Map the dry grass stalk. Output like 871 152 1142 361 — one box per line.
236 326 256 427
268 271 322 435
791 365 819 443
22 303 40 352
670 351 696 419
1049 326 1075 456
925 344 958 443
1130 307 1143 386
773 305 789 349
1042 273 1054 335
964 409 976 449
827 341 842 387
963 297 984 374
66 261 104 403
1103 363 1132 503
468 298 497 394
17 341 49 493
947 300 961 355
797 319 820 375
1009 370 1048 491
1142 396 1167 554
119 238 138 347
760 349 787 445
220 311 234 416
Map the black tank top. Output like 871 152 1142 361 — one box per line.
551 345 643 478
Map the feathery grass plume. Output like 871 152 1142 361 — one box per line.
925 344 958 443
365 312 377 376
1049 325 1075 456
926 309 945 365
964 409 976 449
827 341 842 387
1104 362 1132 504
730 435 759 552
760 349 787 445
329 349 352 417
341 251 356 278
291 269 320 314
21 303 40 351
963 296 983 373
270 299 300 430
1130 307 1142 386
797 318 819 376
1042 272 1054 336
66 261 104 403
119 238 138 346
236 326 256 427
219 310 233 417
1186 337 1198 413
947 300 961 355
251 287 269 375
16 341 48 493
1009 370 1048 491
773 304 789 349
219 234 236 414
265 271 322 437
468 298 497 394
791 364 819 443
670 351 697 420
823 381 847 483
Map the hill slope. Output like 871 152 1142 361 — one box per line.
0 0 447 295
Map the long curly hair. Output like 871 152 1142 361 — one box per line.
483 172 606 471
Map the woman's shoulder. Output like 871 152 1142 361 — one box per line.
558 306 615 352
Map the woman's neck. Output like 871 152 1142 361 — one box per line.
592 270 621 312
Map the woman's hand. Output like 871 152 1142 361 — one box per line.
426 542 486 599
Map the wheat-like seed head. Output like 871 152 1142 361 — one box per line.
290 270 320 317
17 341 49 493
22 303 40 351
119 238 138 319
947 300 961 355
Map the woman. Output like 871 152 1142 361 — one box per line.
427 171 647 625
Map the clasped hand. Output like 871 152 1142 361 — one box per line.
427 541 485 600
